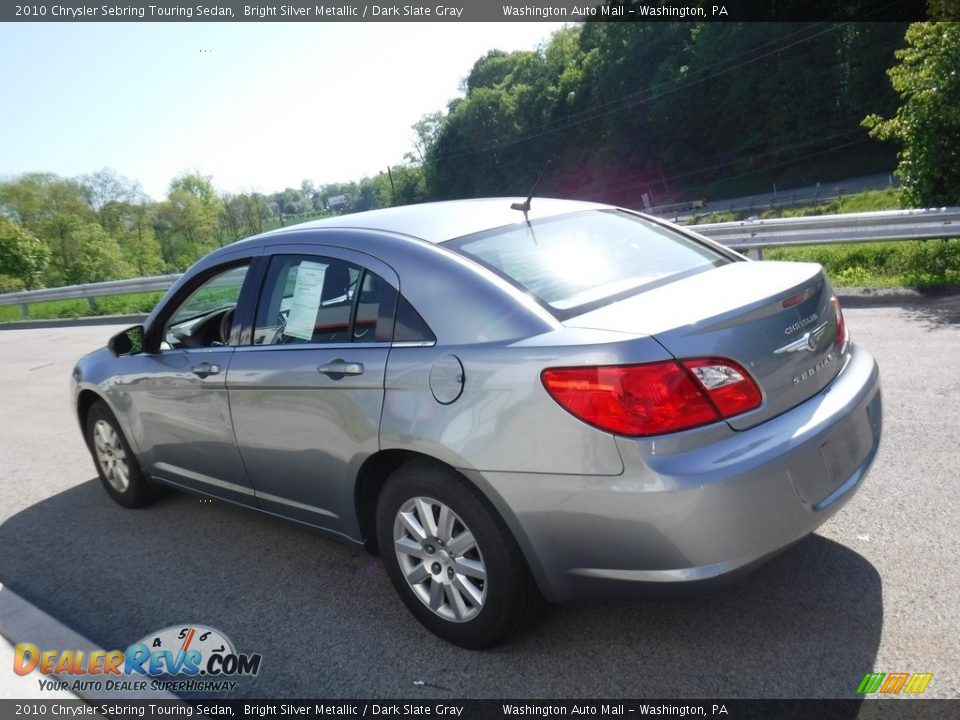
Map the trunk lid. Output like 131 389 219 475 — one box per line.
564 261 845 430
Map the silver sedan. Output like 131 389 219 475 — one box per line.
72 198 882 647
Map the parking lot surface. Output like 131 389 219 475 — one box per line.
1 295 958 698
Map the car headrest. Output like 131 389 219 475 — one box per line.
321 263 350 301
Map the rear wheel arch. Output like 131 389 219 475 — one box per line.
354 450 551 594
354 452 515 553
355 450 450 555
372 458 545 647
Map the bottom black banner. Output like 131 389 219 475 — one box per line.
0 700 957 720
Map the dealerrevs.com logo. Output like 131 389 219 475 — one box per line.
14 624 262 693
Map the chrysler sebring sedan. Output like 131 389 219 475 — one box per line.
72 198 882 647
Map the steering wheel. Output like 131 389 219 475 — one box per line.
170 325 203 349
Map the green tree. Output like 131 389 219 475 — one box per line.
420 22 905 205
155 172 223 268
240 192 272 235
69 223 133 283
115 199 164 276
864 22 960 206
0 217 49 290
0 176 44 229
43 215 131 285
390 165 429 205
273 187 309 216
0 173 127 285
79 168 138 229
0 173 95 235
408 112 443 165
220 193 246 243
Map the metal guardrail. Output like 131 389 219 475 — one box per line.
650 175 899 222
0 273 181 319
689 207 960 253
0 207 958 319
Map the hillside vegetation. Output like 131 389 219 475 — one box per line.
3 20 959 316
755 189 960 288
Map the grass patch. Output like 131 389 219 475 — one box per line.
690 211 738 224
0 291 165 323
688 189 903 225
766 238 960 288
737 188 959 288
760 187 903 219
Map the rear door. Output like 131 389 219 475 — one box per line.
226 244 399 538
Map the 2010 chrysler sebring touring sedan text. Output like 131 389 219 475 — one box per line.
72 198 882 647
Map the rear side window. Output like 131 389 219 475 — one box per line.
253 255 395 345
394 295 435 343
446 210 729 315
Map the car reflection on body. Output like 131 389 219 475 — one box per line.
72 198 882 647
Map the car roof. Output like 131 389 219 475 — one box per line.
264 197 610 244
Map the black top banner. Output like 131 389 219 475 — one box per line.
0 0 942 23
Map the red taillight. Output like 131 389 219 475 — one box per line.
681 358 763 418
831 296 848 352
541 358 762 437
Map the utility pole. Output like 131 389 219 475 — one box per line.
387 167 398 206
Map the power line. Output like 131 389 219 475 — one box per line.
432 0 910 163
450 123 872 201
433 21 852 164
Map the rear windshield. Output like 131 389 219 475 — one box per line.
445 210 730 315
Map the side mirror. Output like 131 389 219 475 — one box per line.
107 325 145 356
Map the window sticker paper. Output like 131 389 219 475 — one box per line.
283 261 327 340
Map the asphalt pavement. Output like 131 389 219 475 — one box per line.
0 294 958 699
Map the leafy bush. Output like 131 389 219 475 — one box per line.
0 291 164 322
767 239 960 287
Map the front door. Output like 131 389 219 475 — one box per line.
226 249 399 538
127 261 256 504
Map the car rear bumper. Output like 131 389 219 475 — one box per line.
465 343 882 602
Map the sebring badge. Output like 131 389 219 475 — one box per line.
793 354 834 384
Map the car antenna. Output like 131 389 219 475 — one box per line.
511 158 553 222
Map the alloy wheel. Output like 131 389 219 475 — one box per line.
93 419 130 493
393 496 487 622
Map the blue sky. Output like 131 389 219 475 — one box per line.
0 22 563 199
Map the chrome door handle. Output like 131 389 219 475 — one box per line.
317 360 364 377
191 362 221 377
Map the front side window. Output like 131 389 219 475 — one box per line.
163 263 249 349
445 210 730 316
253 255 395 346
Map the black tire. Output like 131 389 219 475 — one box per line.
85 400 159 508
376 460 542 648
